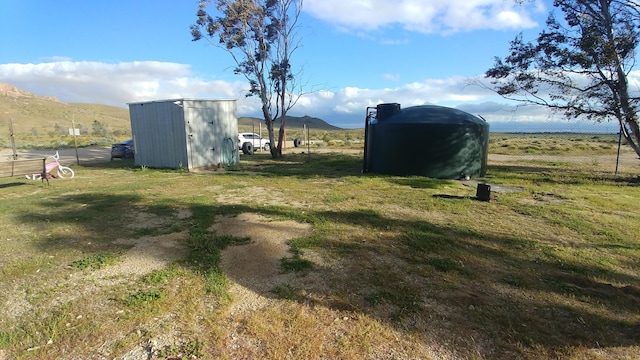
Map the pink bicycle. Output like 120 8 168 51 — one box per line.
27 151 75 180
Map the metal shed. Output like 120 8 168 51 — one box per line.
128 99 238 170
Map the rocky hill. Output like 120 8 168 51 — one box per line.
0 83 132 136
0 83 341 137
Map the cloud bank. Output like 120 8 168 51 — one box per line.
303 0 546 33
0 60 538 127
2 59 631 131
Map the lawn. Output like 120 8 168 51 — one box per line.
0 138 639 359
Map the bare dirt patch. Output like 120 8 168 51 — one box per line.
108 232 189 278
206 213 337 357
210 213 313 313
213 185 288 208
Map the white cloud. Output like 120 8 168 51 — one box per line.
303 0 545 34
383 73 401 81
49 56 73 62
0 60 514 125
0 61 247 106
456 101 554 122
379 38 410 45
1 59 627 130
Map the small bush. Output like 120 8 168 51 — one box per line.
158 339 204 359
124 289 164 307
70 252 119 270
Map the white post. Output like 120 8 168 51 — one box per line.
72 116 80 165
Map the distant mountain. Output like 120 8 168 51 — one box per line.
239 115 343 131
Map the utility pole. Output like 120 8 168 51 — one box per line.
9 117 17 160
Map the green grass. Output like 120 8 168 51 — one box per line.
124 289 164 307
70 252 121 270
280 256 314 273
271 283 302 300
157 339 204 359
0 135 639 359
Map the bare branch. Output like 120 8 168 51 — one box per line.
484 0 640 158
192 0 304 158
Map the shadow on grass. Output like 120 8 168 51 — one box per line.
0 182 30 189
80 152 366 179
388 177 452 189
13 188 640 358
80 157 138 170
431 194 469 200
307 208 640 357
236 152 364 178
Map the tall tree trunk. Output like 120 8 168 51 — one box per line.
600 0 640 157
275 70 286 159
261 104 276 158
276 123 285 157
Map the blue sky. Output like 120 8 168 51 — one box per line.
0 0 626 131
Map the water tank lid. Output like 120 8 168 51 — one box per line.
376 103 401 121
377 102 400 108
383 105 486 125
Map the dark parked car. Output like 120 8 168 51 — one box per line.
110 139 135 160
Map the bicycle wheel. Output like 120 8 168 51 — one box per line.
57 166 75 179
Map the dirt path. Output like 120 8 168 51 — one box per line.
0 146 112 164
124 212 316 358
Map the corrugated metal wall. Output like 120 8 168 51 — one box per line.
184 100 238 169
129 99 237 170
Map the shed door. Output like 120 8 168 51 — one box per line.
188 107 221 168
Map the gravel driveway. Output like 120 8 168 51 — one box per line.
1 146 112 165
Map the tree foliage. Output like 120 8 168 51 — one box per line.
191 0 303 158
486 0 640 158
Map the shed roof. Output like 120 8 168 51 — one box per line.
127 98 235 105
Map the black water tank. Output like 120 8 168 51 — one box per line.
364 104 489 179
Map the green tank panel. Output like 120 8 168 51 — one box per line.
364 104 490 179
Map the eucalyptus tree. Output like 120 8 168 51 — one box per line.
486 0 640 158
191 0 303 158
